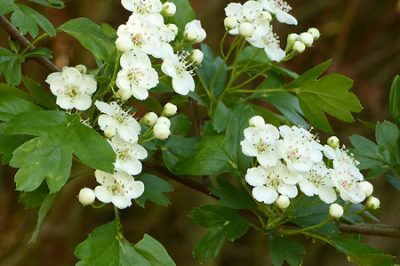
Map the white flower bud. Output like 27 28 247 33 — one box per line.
327 136 340 149
184 31 197 42
153 123 171 140
117 89 132 101
115 36 131 52
329 203 344 218
308 28 320 40
239 22 254 38
360 181 374 197
78 188 95 206
224 17 238 31
191 49 204 65
75 64 87 74
142 112 158 126
261 11 272 22
162 2 176 16
156 116 171 127
276 195 290 209
167 24 179 36
299 32 314 47
366 196 380 209
293 41 306 54
163 102 178 117
104 126 116 138
286 33 299 50
249 115 265 128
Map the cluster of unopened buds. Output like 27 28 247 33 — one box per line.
224 0 319 62
241 115 380 217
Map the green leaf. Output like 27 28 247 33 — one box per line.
30 193 57 243
389 75 400 124
375 121 399 162
385 174 400 192
0 0 15 15
22 77 57 109
5 110 115 192
75 220 175 266
18 183 49 208
24 47 53 59
224 103 256 171
350 135 387 171
0 47 22 86
331 238 394 266
169 114 191 136
58 18 114 61
189 205 249 264
269 235 305 266
18 4 56 36
168 0 195 37
212 101 230 133
0 133 31 164
162 136 198 173
175 135 233 176
237 46 269 67
210 177 256 209
0 90 41 122
136 174 174 207
28 0 65 9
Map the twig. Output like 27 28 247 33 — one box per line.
0 16 60 72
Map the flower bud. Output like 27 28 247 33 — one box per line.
184 31 198 42
142 112 158 127
366 196 380 209
329 203 344 218
239 22 254 38
191 49 204 65
249 115 265 128
117 89 132 101
153 123 171 140
224 17 238 31
299 32 314 47
293 41 306 54
75 64 87 74
115 36 131 52
104 126 116 138
308 27 320 40
167 24 179 36
276 195 290 209
261 11 272 22
163 103 178 117
156 116 171 127
286 33 299 50
327 136 340 149
78 188 95 206
162 2 176 16
360 181 374 197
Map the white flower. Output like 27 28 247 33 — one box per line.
324 146 363 181
116 51 159 100
278 125 323 172
161 52 196 95
46 66 97 111
153 123 171 140
298 162 337 204
241 123 280 167
121 0 163 15
95 101 141 143
239 22 254 38
110 136 148 176
329 203 344 218
224 3 243 35
245 164 298 204
258 0 298 25
94 170 144 209
184 20 206 43
78 188 96 206
248 26 286 62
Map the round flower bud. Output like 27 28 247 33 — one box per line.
115 36 131 52
261 11 272 22
276 195 290 209
191 49 204 65
224 17 238 31
329 203 344 218
104 126 116 138
117 89 132 101
167 24 179 36
360 181 374 197
184 31 197 42
142 112 158 127
156 116 171 127
78 188 95 206
286 33 299 50
162 2 176 16
299 32 314 47
327 136 340 149
366 196 380 209
163 102 178 117
293 41 306 54
308 27 320 40
249 115 265 128
153 123 171 140
75 64 87 74
239 22 254 38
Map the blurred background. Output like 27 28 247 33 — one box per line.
1 0 400 265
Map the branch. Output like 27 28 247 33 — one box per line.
0 16 60 72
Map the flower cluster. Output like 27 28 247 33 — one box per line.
142 102 178 140
224 0 319 62
46 65 97 111
115 0 206 97
241 116 376 210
